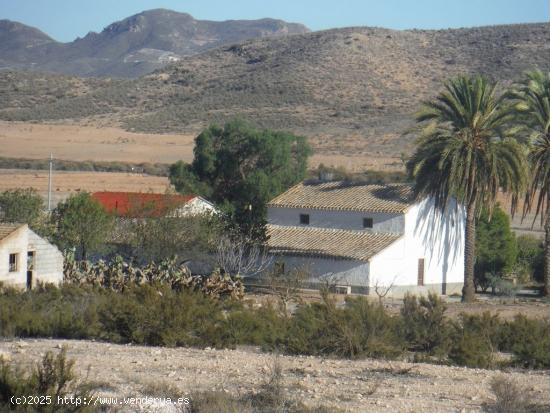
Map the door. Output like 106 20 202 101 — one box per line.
26 251 35 290
417 258 425 286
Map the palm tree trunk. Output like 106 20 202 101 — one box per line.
544 197 550 297
462 200 477 302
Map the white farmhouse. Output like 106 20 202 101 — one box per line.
266 181 465 296
0 223 64 289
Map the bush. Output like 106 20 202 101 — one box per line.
0 348 96 412
400 293 450 355
485 376 530 413
448 313 502 368
502 315 550 368
284 297 403 359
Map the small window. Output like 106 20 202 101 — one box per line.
363 218 373 228
9 253 18 272
274 261 285 274
299 214 310 225
418 258 425 286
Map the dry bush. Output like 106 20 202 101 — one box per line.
485 376 530 413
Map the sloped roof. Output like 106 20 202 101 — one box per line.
0 223 24 241
267 224 401 261
91 192 197 218
268 181 414 213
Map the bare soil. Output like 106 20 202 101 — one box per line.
2 338 549 413
0 121 403 171
0 169 170 205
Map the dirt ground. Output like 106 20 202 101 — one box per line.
0 169 170 205
0 121 403 171
1 338 549 413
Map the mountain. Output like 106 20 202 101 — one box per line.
1 22 549 159
0 9 309 77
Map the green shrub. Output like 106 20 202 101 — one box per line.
448 313 502 368
400 293 450 355
501 315 550 368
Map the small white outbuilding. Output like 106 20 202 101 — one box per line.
0 223 63 289
266 181 466 296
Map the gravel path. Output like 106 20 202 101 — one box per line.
2 339 550 412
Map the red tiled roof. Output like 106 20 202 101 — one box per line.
91 192 196 218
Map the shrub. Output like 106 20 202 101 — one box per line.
284 297 403 359
0 348 96 412
485 376 529 413
502 315 550 368
448 313 502 368
400 293 450 355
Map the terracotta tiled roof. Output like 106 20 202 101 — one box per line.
268 181 414 213
0 223 23 241
267 224 401 261
91 192 196 218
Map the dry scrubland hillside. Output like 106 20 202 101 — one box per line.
1 23 549 160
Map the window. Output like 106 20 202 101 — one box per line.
274 261 285 274
27 251 35 271
299 214 310 225
363 218 373 228
417 258 425 286
9 253 18 272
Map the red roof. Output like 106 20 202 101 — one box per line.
91 192 196 218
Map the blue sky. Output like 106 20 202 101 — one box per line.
2 0 550 42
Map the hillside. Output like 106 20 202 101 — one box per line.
1 22 549 160
0 9 309 77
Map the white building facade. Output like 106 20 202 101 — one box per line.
0 223 63 289
266 181 465 296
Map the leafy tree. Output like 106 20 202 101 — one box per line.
0 188 43 227
407 75 527 302
51 192 113 260
516 235 545 284
475 204 518 291
170 119 311 238
129 215 218 263
510 70 550 295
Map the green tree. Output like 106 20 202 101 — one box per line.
516 235 545 283
407 75 527 302
475 204 518 291
510 70 550 295
52 192 113 260
170 119 311 238
0 188 44 227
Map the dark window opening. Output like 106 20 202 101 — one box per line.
300 214 310 225
363 218 374 228
9 253 18 272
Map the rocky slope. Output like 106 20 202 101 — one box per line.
0 9 309 77
1 22 549 159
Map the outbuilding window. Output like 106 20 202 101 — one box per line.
363 218 374 228
299 214 310 225
9 253 18 272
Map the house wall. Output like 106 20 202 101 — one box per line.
268 207 404 233
267 254 370 292
369 198 465 296
0 227 28 288
28 230 64 286
174 197 217 217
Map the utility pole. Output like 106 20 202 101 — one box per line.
47 153 53 212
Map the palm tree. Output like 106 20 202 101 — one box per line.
407 75 527 302
511 70 550 296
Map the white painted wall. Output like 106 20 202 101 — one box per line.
369 198 465 295
0 226 28 288
173 197 217 217
268 254 370 288
268 207 404 233
28 230 64 286
0 226 63 288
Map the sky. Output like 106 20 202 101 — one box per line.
1 0 550 42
